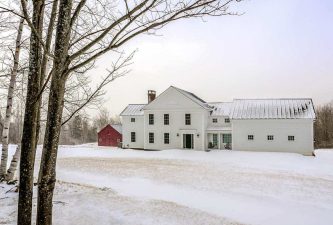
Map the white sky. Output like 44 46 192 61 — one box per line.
87 0 333 116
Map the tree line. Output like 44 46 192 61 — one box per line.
314 102 333 148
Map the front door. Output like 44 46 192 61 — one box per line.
183 134 194 149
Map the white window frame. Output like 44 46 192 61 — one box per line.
164 114 169 125
164 133 170 144
185 114 191 125
149 132 154 143
131 132 136 142
149 114 154 125
267 135 274 141
288 135 295 141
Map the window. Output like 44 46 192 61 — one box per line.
149 132 154 143
149 114 154 125
213 134 218 146
131 118 135 122
223 134 232 144
164 114 169 125
212 118 218 123
288 136 295 141
164 133 170 144
267 135 274 140
185 114 191 125
224 118 230 123
248 135 254 140
131 132 136 142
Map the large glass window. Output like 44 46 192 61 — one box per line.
248 135 254 140
185 114 191 125
131 118 135 122
149 114 154 125
223 134 232 144
213 134 218 147
224 118 230 123
164 114 169 125
212 118 218 123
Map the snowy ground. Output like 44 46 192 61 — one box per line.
1 144 333 225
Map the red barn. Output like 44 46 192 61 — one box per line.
98 124 122 147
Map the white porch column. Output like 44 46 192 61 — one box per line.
218 133 221 149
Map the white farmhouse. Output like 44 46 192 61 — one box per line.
120 86 316 155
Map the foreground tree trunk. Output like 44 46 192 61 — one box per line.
0 17 24 180
37 0 72 224
18 1 45 224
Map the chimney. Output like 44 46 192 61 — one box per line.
148 90 156 103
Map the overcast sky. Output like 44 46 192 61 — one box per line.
87 0 333 116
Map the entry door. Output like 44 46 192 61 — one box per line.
183 134 194 149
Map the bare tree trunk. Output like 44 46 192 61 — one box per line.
5 144 21 182
0 17 24 180
37 0 59 186
37 0 72 224
18 1 45 224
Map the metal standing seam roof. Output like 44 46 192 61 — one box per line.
208 102 234 116
120 86 315 120
229 99 315 119
120 104 146 116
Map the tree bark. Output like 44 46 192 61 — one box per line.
0 17 24 180
37 0 59 186
37 0 72 224
5 144 21 182
18 1 45 225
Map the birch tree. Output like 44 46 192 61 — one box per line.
0 17 24 180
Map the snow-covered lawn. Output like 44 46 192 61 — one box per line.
1 144 333 225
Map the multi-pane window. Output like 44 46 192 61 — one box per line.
224 118 230 123
267 135 274 140
149 114 154 125
223 134 232 143
185 114 191 125
164 133 170 144
212 118 218 123
164 114 169 125
131 132 136 142
131 118 135 122
248 135 254 140
213 134 218 147
288 136 295 141
149 132 154 143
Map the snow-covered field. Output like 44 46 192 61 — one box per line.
1 144 333 225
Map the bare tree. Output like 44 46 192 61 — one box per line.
0 17 24 181
314 102 333 148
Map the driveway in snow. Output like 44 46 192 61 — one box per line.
1 144 333 225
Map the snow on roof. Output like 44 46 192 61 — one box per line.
120 104 146 116
229 99 315 119
209 102 234 116
172 86 212 110
110 124 122 134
